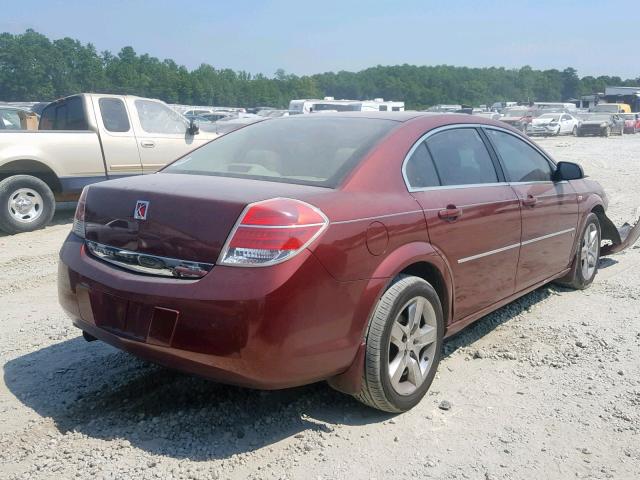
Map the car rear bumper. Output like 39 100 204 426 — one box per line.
58 233 370 389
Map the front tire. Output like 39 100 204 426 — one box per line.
603 126 610 137
0 175 56 234
572 125 578 136
555 213 601 290
354 276 444 412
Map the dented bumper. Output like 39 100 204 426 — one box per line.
601 208 640 256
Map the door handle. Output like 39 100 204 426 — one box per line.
141 140 156 148
438 205 462 221
522 195 538 207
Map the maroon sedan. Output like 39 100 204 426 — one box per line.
58 113 639 412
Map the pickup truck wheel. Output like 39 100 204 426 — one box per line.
0 175 56 234
354 276 444 412
555 213 601 290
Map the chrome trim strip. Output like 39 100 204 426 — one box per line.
408 182 506 193
520 227 575 246
85 240 214 278
458 243 520 264
457 227 576 264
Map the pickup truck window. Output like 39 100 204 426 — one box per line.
135 100 188 134
39 96 88 130
99 98 130 132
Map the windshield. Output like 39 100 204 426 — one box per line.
584 115 611 122
164 116 396 187
0 109 22 129
538 114 560 121
504 110 529 117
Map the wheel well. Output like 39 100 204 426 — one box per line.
398 262 449 323
0 160 62 193
591 204 618 243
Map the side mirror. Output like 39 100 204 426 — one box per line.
187 118 200 136
554 161 583 181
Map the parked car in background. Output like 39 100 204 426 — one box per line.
0 105 39 130
576 113 625 137
591 103 631 114
0 93 218 233
499 108 535 132
58 112 639 413
527 112 580 136
620 113 638 134
257 109 289 118
472 111 501 120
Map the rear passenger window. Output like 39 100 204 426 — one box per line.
426 129 498 185
485 129 554 182
99 98 130 132
405 142 440 188
38 96 88 130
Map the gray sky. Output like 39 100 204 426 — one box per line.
2 0 637 79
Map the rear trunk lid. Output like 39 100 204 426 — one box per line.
84 173 329 265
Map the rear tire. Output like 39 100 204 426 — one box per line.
0 175 56 234
603 126 610 137
555 213 601 290
354 276 444 412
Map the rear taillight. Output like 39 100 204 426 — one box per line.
72 187 88 238
219 198 328 266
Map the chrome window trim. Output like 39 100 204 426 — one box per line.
457 227 576 264
401 123 560 192
85 240 214 279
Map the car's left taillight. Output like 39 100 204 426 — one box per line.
219 197 328 266
72 187 88 238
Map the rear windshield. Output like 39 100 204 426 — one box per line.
164 116 396 187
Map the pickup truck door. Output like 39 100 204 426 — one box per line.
90 96 143 177
128 98 202 173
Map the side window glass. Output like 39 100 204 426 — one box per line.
405 142 440 188
99 98 130 132
65 96 88 130
39 105 55 129
39 97 87 130
425 129 498 186
486 129 554 182
135 100 188 134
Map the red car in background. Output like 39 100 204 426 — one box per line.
620 113 639 134
58 113 640 412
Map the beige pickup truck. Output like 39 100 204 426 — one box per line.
0 94 218 233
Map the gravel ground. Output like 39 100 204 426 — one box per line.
1 135 639 480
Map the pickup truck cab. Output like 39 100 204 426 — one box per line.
0 94 218 233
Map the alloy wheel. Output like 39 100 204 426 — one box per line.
7 188 44 223
581 223 598 280
388 296 438 395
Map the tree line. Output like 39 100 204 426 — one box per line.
1 29 638 109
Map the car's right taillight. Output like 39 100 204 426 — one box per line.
219 198 328 266
72 187 88 238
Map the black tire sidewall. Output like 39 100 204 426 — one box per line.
378 280 444 411
0 175 56 234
